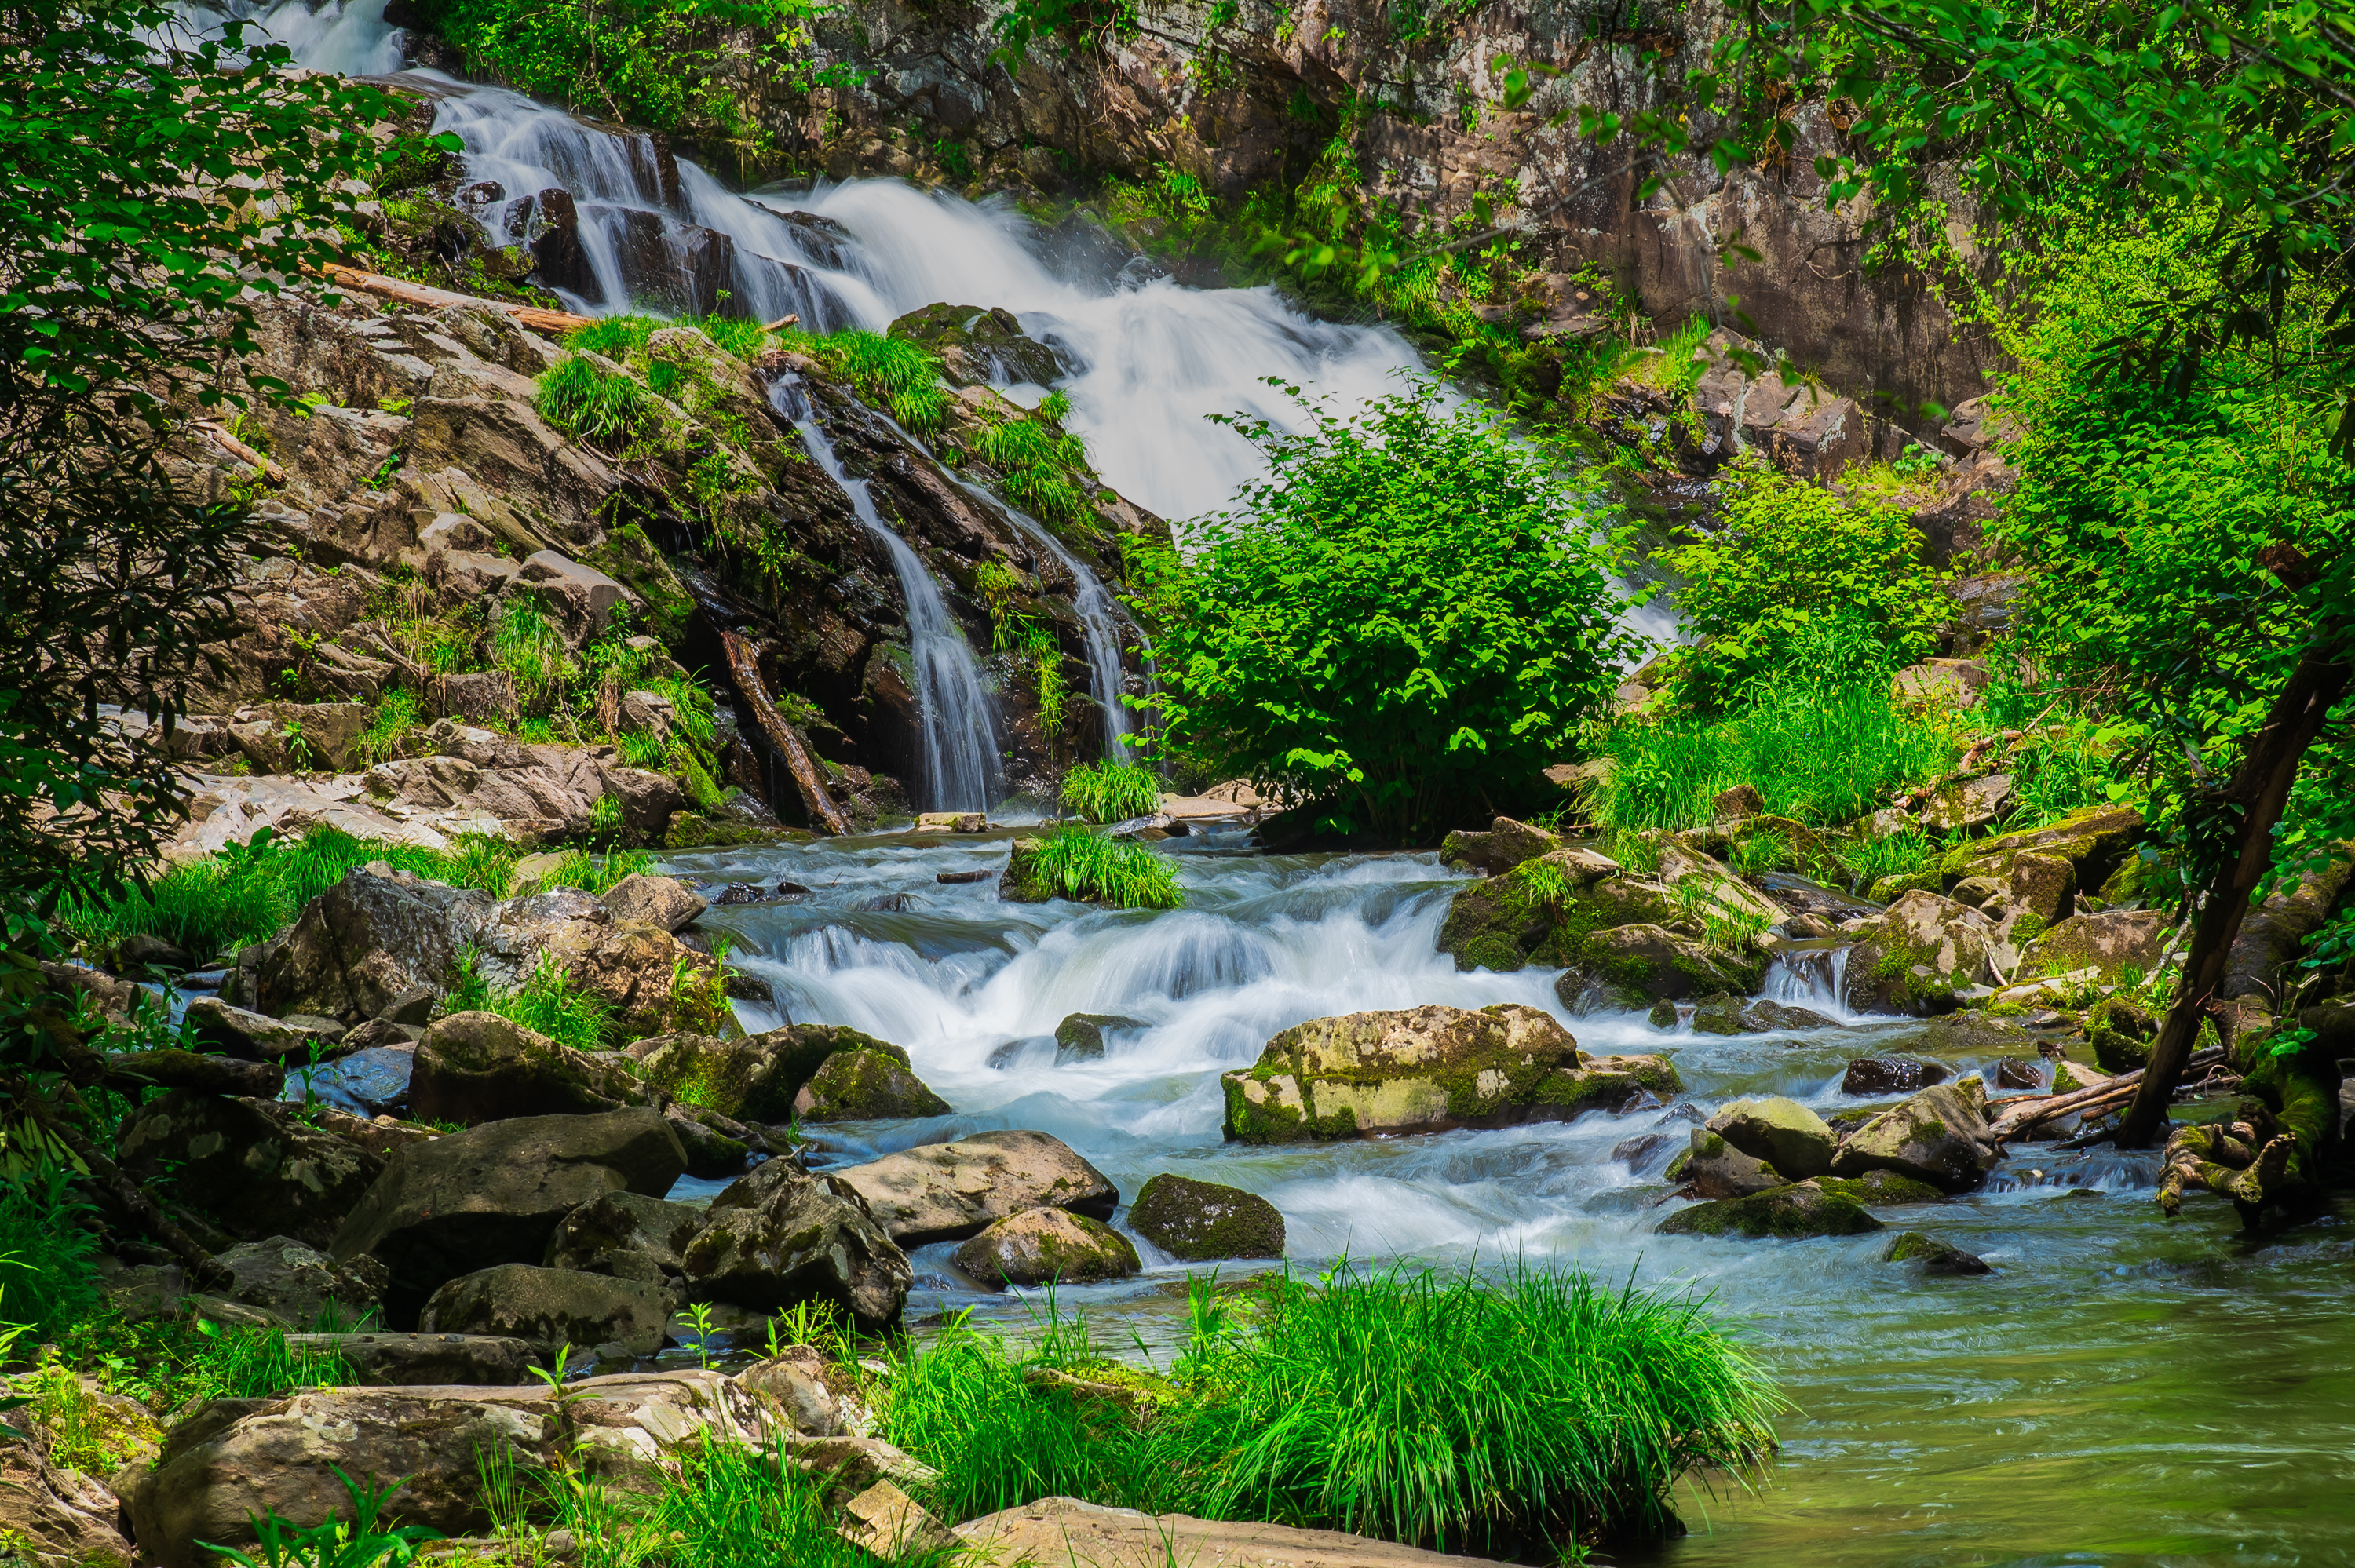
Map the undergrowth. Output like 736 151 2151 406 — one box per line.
1059 760 1161 823
1022 824 1185 909
451 948 616 1053
803 329 947 432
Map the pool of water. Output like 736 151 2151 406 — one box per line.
663 827 2355 1567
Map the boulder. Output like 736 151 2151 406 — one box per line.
1657 1180 1885 1239
794 1047 953 1121
663 1100 765 1180
1435 848 1682 973
184 997 348 1064
543 1190 708 1278
955 1497 1461 1568
1739 997 1842 1030
258 863 497 1022
630 1023 898 1123
518 550 630 645
215 1237 387 1329
1126 1174 1285 1261
1886 1231 1992 1275
2006 851 2077 924
418 1264 674 1358
1842 891 2005 1014
1705 1097 1838 1179
834 1129 1120 1246
889 303 1062 386
2017 909 2169 983
1663 1129 1783 1198
1221 1003 1679 1143
304 1043 417 1118
1830 1082 2000 1192
1816 1169 1946 1205
1840 1058 1953 1097
1892 658 1992 709
1917 773 2014 833
2086 996 2159 1074
1939 804 2143 892
283 1332 538 1386
677 1158 912 1331
407 1010 649 1126
117 1092 385 1249
1550 924 1765 1013
739 1347 848 1438
600 873 706 933
0 1425 133 1568
1437 815 1564 877
329 1107 687 1323
1053 1012 1147 1063
125 1369 786 1568
952 1209 1141 1289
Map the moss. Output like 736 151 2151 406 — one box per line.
798 1046 952 1121
583 523 695 646
2087 995 2158 1073
1129 1173 1285 1260
1658 1183 1885 1239
1816 1170 1943 1205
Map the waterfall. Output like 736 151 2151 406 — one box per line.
1758 941 1859 1021
772 383 1001 813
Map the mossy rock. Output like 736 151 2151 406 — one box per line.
1658 1180 1885 1239
951 1207 1140 1289
1554 924 1764 1014
633 1024 905 1122
1886 1231 1992 1274
1436 850 1682 974
999 837 1057 903
583 523 693 646
2017 910 2169 983
795 1045 952 1122
1816 1169 1945 1205
664 811 796 851
1128 1173 1284 1261
2086 995 2158 1073
1053 1012 1145 1064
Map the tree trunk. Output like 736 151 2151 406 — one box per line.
2120 645 2352 1147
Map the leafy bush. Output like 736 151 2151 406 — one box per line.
1657 458 1949 710
1020 824 1184 909
1060 760 1161 823
1138 381 1643 841
877 1264 1777 1552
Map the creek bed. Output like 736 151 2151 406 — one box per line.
665 827 2355 1565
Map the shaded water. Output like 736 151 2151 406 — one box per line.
668 830 2355 1567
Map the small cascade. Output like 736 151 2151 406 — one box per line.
772 381 1000 812
1759 940 1857 1020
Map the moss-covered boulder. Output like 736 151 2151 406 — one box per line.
1053 1012 1146 1063
1830 1081 2000 1192
1438 815 1564 877
1551 924 1765 1014
951 1208 1140 1289
1436 848 1683 973
629 1024 899 1123
1939 804 2143 891
1886 1231 1992 1274
1220 1002 1679 1143
1707 1096 1838 1178
1657 1180 1886 1239
1842 891 2005 1015
407 1012 649 1127
1839 1057 1953 1096
1816 1169 1946 1205
889 302 1062 386
1663 1129 1783 1198
2086 996 2158 1073
2017 909 2169 982
794 1046 952 1122
1126 1174 1284 1261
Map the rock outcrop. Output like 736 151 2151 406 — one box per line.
407 1010 651 1125
678 1158 913 1329
833 1130 1120 1246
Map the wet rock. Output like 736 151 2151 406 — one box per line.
953 1209 1141 1289
1816 1169 1946 1205
1552 924 1765 1013
1743 998 1842 1030
1221 1003 1680 1143
216 1237 387 1328
889 302 1062 386
303 1043 417 1118
2087 996 2159 1074
664 1101 766 1180
1437 815 1563 877
630 1023 900 1122
1886 1231 1991 1274
1053 1012 1145 1063
834 1129 1119 1245
118 1092 385 1249
794 1046 953 1121
419 1264 674 1358
1126 1174 1284 1261
1842 891 2005 1015
407 1011 649 1126
329 1107 687 1323
1993 1056 2043 1090
184 997 349 1064
713 881 770 906
937 868 993 884
601 873 707 933
1663 1129 1783 1198
858 892 917 912
285 1331 538 1386
2017 909 2169 983
678 1158 912 1331
1840 1057 1953 1097
1436 848 1679 973
1706 1096 1838 1179
124 1370 787 1568
1657 1180 1884 1239
1830 1081 2000 1192
1609 1130 1679 1175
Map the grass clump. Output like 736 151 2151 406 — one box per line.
356 687 420 765
1017 824 1184 910
0 1169 104 1341
808 328 947 432
451 948 615 1053
1060 760 1162 823
972 405 1089 524
536 352 654 451
536 846 655 895
876 1264 1777 1553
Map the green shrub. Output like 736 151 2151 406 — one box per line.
1020 824 1184 909
876 1264 1777 1552
564 315 663 357
973 410 1089 524
535 353 652 450
1139 381 1643 842
1657 458 1949 710
492 600 576 707
809 329 947 432
356 687 419 766
0 1169 103 1340
1060 760 1161 823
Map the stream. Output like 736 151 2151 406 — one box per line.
170 2 2355 1561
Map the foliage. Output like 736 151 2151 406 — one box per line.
1060 761 1163 823
1656 461 1948 711
536 355 654 453
1833 826 1940 892
972 406 1090 525
176 1319 355 1406
876 1264 1777 1552
356 690 421 767
1136 381 1643 842
0 1168 102 1340
509 951 616 1052
988 0 1140 61
807 330 948 432
205 1468 437 1568
538 848 655 895
1024 825 1185 910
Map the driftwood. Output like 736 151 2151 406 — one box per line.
318 261 595 336
1988 1048 2225 1140
719 629 851 836
193 419 287 482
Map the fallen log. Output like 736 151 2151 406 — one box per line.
1988 1048 2225 1140
194 419 287 483
319 261 594 336
718 629 852 837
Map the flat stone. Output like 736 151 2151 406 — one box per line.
286 1331 539 1385
833 1129 1119 1246
955 1496 1462 1568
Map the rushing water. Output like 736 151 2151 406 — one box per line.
666 830 2355 1567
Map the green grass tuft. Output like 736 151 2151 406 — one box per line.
1060 760 1162 823
0 1169 104 1341
809 329 948 433
450 947 615 1054
535 352 653 450
1024 823 1185 909
563 315 663 357
694 315 771 360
